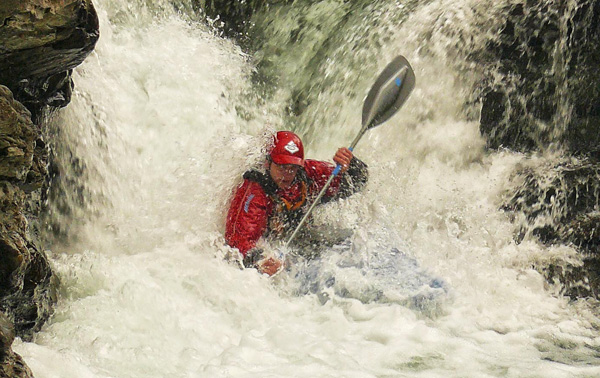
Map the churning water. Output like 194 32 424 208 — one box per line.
13 0 600 377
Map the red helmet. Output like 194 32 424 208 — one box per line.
269 131 304 166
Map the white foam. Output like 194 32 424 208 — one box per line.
14 0 600 377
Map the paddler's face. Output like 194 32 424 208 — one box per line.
270 162 300 190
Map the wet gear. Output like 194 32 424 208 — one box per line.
225 157 368 256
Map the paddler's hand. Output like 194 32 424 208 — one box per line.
257 257 283 276
333 147 353 174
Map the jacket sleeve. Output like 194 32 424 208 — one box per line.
335 157 368 200
225 180 271 256
305 157 368 203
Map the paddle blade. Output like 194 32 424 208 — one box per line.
362 55 416 129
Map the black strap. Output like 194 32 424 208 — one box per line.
243 168 309 236
243 168 310 196
243 170 278 196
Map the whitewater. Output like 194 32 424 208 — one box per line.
13 0 600 377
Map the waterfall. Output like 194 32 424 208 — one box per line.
13 0 600 376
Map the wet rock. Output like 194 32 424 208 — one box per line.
0 84 57 345
0 312 15 361
0 312 34 378
0 0 98 346
503 158 600 299
470 0 600 300
479 0 600 155
0 180 58 341
0 0 99 120
0 86 38 187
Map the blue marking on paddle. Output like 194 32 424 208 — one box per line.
395 77 402 87
332 165 341 176
332 146 355 176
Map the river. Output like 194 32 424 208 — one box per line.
13 0 600 377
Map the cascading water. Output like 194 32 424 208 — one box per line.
12 0 600 377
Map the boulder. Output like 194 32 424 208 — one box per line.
0 86 57 342
0 86 39 188
0 0 99 344
503 158 600 298
470 0 600 299
0 0 99 120
479 0 600 155
0 312 34 378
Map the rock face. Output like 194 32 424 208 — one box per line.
1 0 99 376
0 85 58 377
0 86 57 339
503 158 600 298
0 0 99 121
479 1 600 155
0 312 34 378
476 0 600 298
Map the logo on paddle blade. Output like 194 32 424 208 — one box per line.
284 141 299 154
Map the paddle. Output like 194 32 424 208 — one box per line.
285 55 416 247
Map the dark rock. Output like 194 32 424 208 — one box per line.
0 0 98 347
469 0 600 300
0 313 34 378
0 312 15 362
11 71 75 124
0 0 99 120
0 84 57 347
0 180 58 341
478 0 600 155
0 86 36 185
503 158 600 298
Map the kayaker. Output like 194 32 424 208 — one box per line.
225 131 368 275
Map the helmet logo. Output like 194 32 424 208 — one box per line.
284 141 299 154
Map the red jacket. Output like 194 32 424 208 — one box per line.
225 158 367 256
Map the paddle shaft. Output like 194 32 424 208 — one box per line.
285 126 368 247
